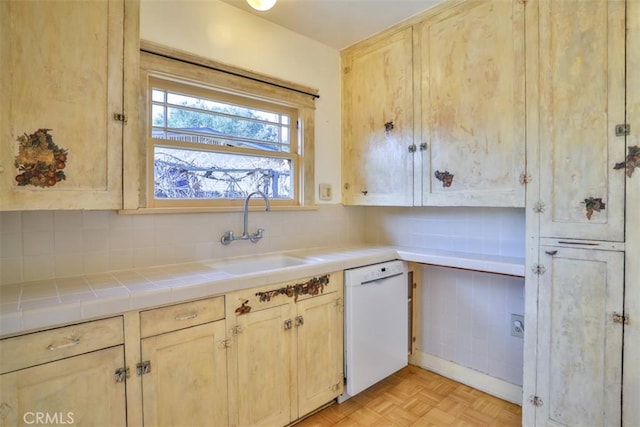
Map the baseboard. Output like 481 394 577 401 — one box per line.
409 350 523 405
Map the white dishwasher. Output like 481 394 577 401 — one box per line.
340 260 409 402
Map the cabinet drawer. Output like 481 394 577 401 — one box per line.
227 272 339 316
0 316 123 374
140 296 224 338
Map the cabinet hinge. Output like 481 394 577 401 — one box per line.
529 395 543 407
533 201 546 213
136 360 151 376
113 113 127 124
615 124 630 136
114 367 129 383
231 325 243 335
519 173 531 185
335 297 344 313
613 312 629 325
532 264 546 275
219 338 232 349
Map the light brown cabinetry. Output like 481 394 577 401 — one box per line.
341 0 525 207
534 245 624 426
416 0 525 207
0 0 138 211
535 0 626 242
138 297 228 427
226 273 344 427
341 27 415 206
524 1 634 425
0 317 127 426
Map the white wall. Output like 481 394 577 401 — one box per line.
140 0 343 202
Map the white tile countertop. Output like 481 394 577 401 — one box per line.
0 245 525 337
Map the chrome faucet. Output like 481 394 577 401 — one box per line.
220 191 270 245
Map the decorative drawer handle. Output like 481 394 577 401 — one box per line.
434 170 454 187
47 338 80 351
175 312 198 321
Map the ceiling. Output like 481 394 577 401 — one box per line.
219 0 444 50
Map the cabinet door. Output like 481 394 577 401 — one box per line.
233 304 293 427
0 0 127 210
296 292 343 417
140 321 228 427
535 0 626 241
418 0 526 207
342 27 415 206
533 246 623 426
0 346 126 426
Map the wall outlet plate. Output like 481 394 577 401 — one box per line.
511 314 524 338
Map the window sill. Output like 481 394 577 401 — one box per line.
118 204 319 215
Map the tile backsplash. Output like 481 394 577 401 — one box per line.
364 206 525 258
1 205 525 286
0 205 365 285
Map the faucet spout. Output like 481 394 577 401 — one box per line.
242 191 270 238
220 191 270 245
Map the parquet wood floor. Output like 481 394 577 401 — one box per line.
296 365 522 427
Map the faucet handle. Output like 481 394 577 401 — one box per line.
221 230 234 245
249 228 264 243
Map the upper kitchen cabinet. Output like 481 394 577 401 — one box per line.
417 0 526 207
342 27 415 206
341 0 526 207
0 0 139 211
533 0 626 241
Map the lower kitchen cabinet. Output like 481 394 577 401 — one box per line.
226 272 344 427
296 292 344 417
0 317 127 426
140 321 228 426
530 245 624 426
138 296 228 426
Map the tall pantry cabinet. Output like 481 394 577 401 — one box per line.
523 0 639 426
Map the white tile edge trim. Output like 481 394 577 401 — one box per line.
409 350 523 406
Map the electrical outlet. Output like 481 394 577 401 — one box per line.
511 314 524 338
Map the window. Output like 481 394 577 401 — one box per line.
140 48 317 209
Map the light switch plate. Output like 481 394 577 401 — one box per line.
319 183 332 201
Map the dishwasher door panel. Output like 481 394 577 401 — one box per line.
344 264 408 397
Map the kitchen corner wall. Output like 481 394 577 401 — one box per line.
0 205 365 286
363 206 526 388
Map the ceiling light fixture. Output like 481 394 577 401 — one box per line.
246 0 276 11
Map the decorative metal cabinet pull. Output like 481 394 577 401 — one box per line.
114 367 129 383
47 338 80 351
384 121 394 133
284 319 293 330
295 316 304 327
583 197 606 220
434 170 454 188
545 250 558 256
136 361 151 376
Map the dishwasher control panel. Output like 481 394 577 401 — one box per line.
347 260 406 285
